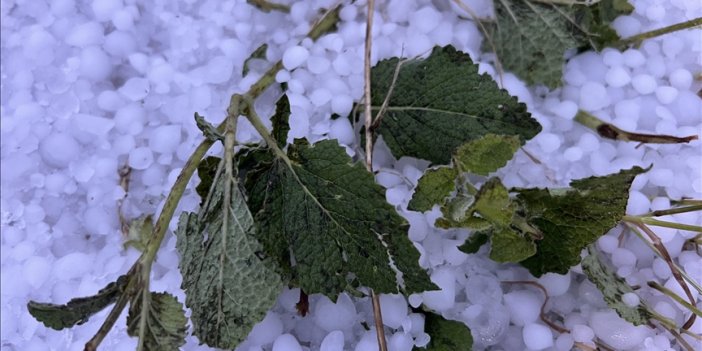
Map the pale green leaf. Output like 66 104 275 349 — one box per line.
516 167 646 276
127 291 187 351
367 45 540 165
245 139 436 297
123 215 153 252
489 227 537 263
422 311 473 351
176 158 283 349
27 275 128 330
436 178 514 229
408 166 457 212
454 134 521 175
582 247 652 325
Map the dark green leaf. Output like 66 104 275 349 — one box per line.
408 166 457 212
27 275 128 330
582 247 652 325
176 158 283 348
271 94 291 148
195 156 221 204
516 167 646 276
454 134 521 175
127 291 187 351
245 139 436 297
487 0 633 87
421 311 473 351
459 231 490 254
367 45 540 164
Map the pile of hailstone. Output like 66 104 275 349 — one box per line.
1 0 700 350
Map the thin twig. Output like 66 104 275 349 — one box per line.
501 280 568 333
370 56 404 131
642 205 702 218
363 0 375 172
612 17 702 49
648 281 702 317
633 222 697 329
451 0 505 86
363 2 388 350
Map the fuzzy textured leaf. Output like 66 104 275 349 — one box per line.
516 167 646 276
421 311 473 351
127 291 187 351
367 45 540 165
455 134 521 175
582 248 652 325
245 139 436 297
408 166 457 212
487 0 633 87
176 159 283 348
489 227 537 263
27 275 128 330
271 94 291 148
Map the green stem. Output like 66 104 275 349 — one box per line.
642 205 702 217
648 281 702 317
623 215 702 233
575 110 698 144
613 17 702 48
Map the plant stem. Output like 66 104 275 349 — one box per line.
363 0 375 172
623 215 702 233
613 17 702 48
648 281 702 317
575 110 698 144
642 205 702 217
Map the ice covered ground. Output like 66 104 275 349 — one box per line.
1 0 701 350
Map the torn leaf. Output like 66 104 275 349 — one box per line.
127 291 187 351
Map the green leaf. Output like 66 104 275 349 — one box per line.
435 193 490 230
576 0 634 50
421 311 473 351
458 230 490 254
487 0 633 87
408 166 457 212
271 94 291 148
581 247 652 325
242 43 268 76
123 215 153 252
454 134 521 175
516 166 646 276
367 45 540 165
436 178 514 229
176 158 283 348
245 139 436 297
27 275 128 330
489 227 537 263
127 291 187 351
195 156 221 203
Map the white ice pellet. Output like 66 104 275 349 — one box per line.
655 86 678 104
622 49 646 67
612 248 637 267
563 147 583 161
590 311 649 349
379 294 408 329
572 324 595 342
103 31 135 57
320 331 344 351
550 100 578 120
422 268 455 311
128 147 154 170
310 88 332 106
328 118 355 145
409 6 441 34
249 312 283 346
53 252 92 281
605 66 631 87
631 74 657 94
283 46 309 70
668 68 692 89
536 133 561 153
272 334 302 351
503 290 541 326
39 133 80 168
388 332 413 351
538 272 571 296
22 256 52 289
313 294 356 332
65 22 104 47
79 46 111 81
522 323 553 350
355 331 380 351
119 77 150 101
579 82 610 110
307 56 331 75
555 333 574 351
649 168 674 187
622 292 640 307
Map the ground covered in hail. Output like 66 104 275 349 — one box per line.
1 0 701 350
